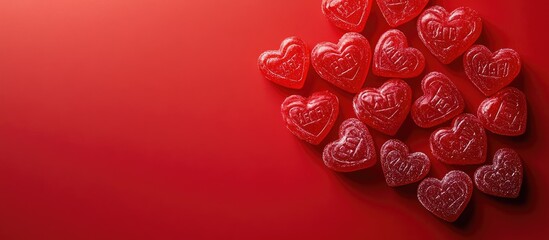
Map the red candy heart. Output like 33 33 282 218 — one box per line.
474 148 523 198
376 0 429 27
353 79 412 135
321 0 373 32
281 91 339 145
258 36 310 89
418 170 473 222
323 118 377 172
373 29 425 78
477 87 527 136
430 113 487 165
417 6 482 64
464 45 521 96
412 72 465 128
380 139 430 187
312 32 372 93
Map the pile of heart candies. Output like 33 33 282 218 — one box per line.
258 1 526 222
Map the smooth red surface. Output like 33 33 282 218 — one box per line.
0 0 548 239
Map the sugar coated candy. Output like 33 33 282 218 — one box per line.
417 6 482 64
353 79 411 135
380 139 430 187
312 32 372 93
463 45 521 96
281 91 339 145
417 170 473 222
430 113 487 165
258 37 310 89
376 0 429 27
373 29 425 78
323 118 377 172
477 87 527 136
322 0 372 32
474 148 523 198
412 72 464 128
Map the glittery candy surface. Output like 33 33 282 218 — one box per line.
380 139 430 187
430 113 487 165
475 148 523 198
417 170 473 222
323 118 377 172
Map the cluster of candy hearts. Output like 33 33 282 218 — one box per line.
259 2 526 222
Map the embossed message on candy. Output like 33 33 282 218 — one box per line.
418 170 473 222
258 37 310 89
322 0 372 32
353 79 411 135
380 139 430 187
417 6 482 64
281 91 339 145
430 113 487 165
464 45 521 96
477 87 527 136
376 0 429 27
475 148 523 198
312 32 372 93
323 118 377 172
412 72 464 128
373 29 425 78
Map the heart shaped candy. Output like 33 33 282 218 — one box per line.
417 170 473 222
430 113 487 165
353 79 412 135
258 36 310 89
322 0 372 32
323 118 377 172
380 139 430 187
376 0 429 27
312 32 372 93
373 29 425 78
417 6 482 64
281 91 339 145
464 45 521 96
412 72 465 128
474 148 523 198
477 87 527 136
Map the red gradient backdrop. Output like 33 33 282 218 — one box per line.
0 0 548 239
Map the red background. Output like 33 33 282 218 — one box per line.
0 0 548 239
